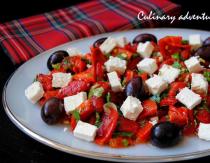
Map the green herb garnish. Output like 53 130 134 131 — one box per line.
122 139 129 147
106 92 111 103
182 40 189 45
95 112 101 127
172 61 181 69
172 53 180 60
203 71 210 82
88 86 104 98
72 110 80 122
105 53 111 58
131 53 139 59
113 132 133 137
52 63 61 70
117 53 127 60
138 70 145 75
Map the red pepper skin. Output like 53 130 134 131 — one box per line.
95 108 119 145
70 116 77 131
58 80 91 98
117 116 139 134
77 99 95 121
159 97 177 107
168 82 187 97
136 121 153 142
37 74 53 91
183 110 197 136
168 106 188 126
196 109 210 124
39 90 59 106
138 100 157 120
91 96 105 113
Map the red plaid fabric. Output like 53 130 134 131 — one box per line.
0 0 181 64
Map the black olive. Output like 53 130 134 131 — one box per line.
194 45 210 68
151 122 182 148
203 37 210 46
41 97 65 125
93 37 107 47
47 50 68 70
133 33 157 44
124 77 149 100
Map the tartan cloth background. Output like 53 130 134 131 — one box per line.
0 0 181 64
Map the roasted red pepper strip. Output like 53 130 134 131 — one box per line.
77 99 95 121
95 108 119 145
37 74 53 91
136 121 153 142
127 57 141 70
138 99 157 120
117 116 139 134
168 82 187 97
91 96 105 113
58 80 91 98
159 97 177 107
70 116 77 131
72 67 95 83
168 106 188 126
183 110 197 136
39 90 59 106
196 109 210 123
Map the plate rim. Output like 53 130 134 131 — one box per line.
3 28 210 162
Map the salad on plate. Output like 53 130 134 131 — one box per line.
24 33 210 148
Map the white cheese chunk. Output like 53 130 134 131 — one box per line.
198 123 210 141
158 64 180 83
52 72 72 88
67 47 81 56
115 36 128 47
64 92 87 114
137 58 158 75
99 37 117 54
25 81 44 104
145 75 168 95
176 87 201 109
191 73 208 94
104 56 127 75
184 57 203 73
189 34 202 50
73 120 97 142
107 71 122 92
137 41 154 58
120 96 143 121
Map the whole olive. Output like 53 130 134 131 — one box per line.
194 45 210 68
124 77 148 100
93 37 107 47
151 122 182 148
133 33 157 44
41 97 65 125
47 50 69 70
203 37 210 46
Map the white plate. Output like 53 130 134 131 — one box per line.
3 28 210 162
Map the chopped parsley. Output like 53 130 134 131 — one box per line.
172 61 181 69
113 132 133 137
52 63 61 70
131 53 139 59
122 139 129 147
106 92 111 103
88 86 104 98
203 71 210 82
72 110 80 122
117 53 127 60
172 53 180 60
182 40 189 45
95 112 101 127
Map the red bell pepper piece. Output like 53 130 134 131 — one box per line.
159 97 177 107
109 137 133 148
168 82 187 97
77 99 95 121
183 110 197 136
127 57 141 70
70 116 77 131
136 121 153 142
91 96 105 113
37 74 53 91
196 109 210 123
58 80 91 98
168 106 188 126
117 116 139 134
39 90 59 106
95 108 119 145
72 67 95 83
138 100 157 120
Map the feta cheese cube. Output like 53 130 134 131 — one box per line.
73 120 97 142
137 41 154 58
137 58 158 75
52 72 72 88
25 81 44 104
189 34 202 50
64 92 87 114
176 87 201 109
145 75 168 95
107 71 122 92
104 56 127 75
184 57 203 73
116 36 128 47
158 64 180 83
191 73 208 94
99 37 117 54
66 47 81 56
198 123 210 141
120 96 143 121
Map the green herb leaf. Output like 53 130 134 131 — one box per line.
122 139 129 147
182 40 189 45
131 53 139 59
172 53 180 60
72 110 80 122
52 63 61 70
172 61 181 69
138 70 145 75
203 71 210 82
117 53 127 60
33 75 38 82
88 87 104 98
150 95 161 103
106 92 111 103
105 53 111 58
95 112 101 127
113 132 133 137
